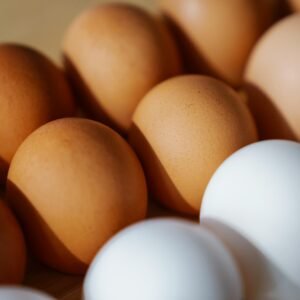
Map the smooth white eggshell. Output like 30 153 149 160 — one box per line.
84 218 243 300
200 140 300 300
0 286 55 300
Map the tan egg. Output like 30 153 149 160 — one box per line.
245 14 300 140
288 0 300 11
159 0 279 87
63 3 181 133
6 118 147 274
0 199 26 284
0 44 75 184
129 75 257 215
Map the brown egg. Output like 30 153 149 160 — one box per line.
159 0 279 87
63 3 181 133
288 0 300 11
0 199 26 284
129 75 257 215
6 118 147 274
0 44 75 184
245 15 300 140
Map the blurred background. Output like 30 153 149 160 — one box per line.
0 0 155 64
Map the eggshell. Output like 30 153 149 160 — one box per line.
245 15 300 140
84 218 243 300
0 286 55 300
6 118 147 274
288 0 300 11
0 44 75 184
201 140 300 300
129 75 257 215
0 199 26 284
63 3 181 133
159 0 279 87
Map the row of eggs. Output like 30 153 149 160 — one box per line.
2 138 300 299
1 0 300 299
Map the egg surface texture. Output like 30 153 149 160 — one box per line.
129 75 257 215
0 199 26 284
159 0 279 87
0 286 55 300
6 118 147 274
84 218 243 300
245 15 300 140
201 140 300 300
0 44 75 183
63 3 181 133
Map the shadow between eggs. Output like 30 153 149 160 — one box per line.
202 218 300 300
5 180 87 276
162 15 226 83
63 55 126 136
129 124 198 218
0 157 9 188
243 83 297 141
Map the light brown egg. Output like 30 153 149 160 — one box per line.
6 118 147 274
0 44 75 184
245 14 300 140
129 75 257 215
0 199 26 284
63 3 181 133
288 0 300 11
159 0 279 87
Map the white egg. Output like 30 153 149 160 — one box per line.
0 286 55 300
84 218 243 300
200 140 300 300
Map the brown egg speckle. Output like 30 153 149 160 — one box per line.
129 75 257 215
7 118 147 274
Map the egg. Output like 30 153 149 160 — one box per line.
6 118 147 274
0 286 54 300
84 218 243 300
288 0 300 11
245 15 300 141
159 0 279 87
0 199 26 284
129 75 257 215
63 3 181 133
200 140 300 300
0 44 75 184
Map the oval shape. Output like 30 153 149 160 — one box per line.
245 15 300 140
84 218 243 300
0 44 75 183
7 118 147 274
129 75 257 215
160 0 279 86
63 3 181 133
201 140 300 299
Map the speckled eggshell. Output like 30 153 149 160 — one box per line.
6 118 147 274
245 15 300 140
159 0 279 87
63 3 181 133
0 199 26 284
129 75 257 215
0 44 75 184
